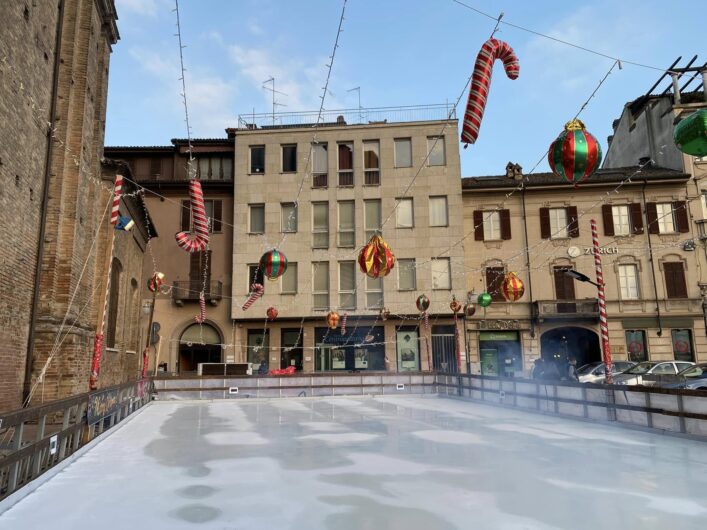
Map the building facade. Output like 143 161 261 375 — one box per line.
462 163 706 377
231 114 465 373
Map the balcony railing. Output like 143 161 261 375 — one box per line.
533 299 599 321
172 280 223 306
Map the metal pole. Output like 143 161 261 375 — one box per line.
142 288 157 378
591 219 613 382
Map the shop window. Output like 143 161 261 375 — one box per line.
247 330 269 371
625 330 647 363
672 329 694 362
397 329 420 371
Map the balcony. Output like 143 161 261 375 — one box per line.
172 280 223 306
533 300 599 322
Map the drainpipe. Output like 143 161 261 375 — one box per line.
24 0 65 404
642 181 663 336
521 186 536 339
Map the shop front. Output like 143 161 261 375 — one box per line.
396 328 421 372
315 326 385 371
479 331 522 377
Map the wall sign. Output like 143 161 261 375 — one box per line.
477 320 521 330
568 246 619 257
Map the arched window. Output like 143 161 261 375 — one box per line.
106 258 122 348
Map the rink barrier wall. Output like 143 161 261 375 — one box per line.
436 373 707 439
153 372 437 400
0 379 153 502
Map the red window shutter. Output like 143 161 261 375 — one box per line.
567 206 579 238
213 200 223 232
646 202 659 234
500 209 511 240
673 201 689 233
630 203 644 234
602 205 614 236
181 200 190 231
485 267 505 301
473 210 484 241
664 262 687 298
539 208 550 239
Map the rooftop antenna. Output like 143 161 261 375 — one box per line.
262 77 288 125
347 86 362 123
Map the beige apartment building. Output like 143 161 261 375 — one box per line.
231 109 465 373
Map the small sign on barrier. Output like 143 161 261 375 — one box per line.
49 435 58 455
396 384 405 391
229 387 239 395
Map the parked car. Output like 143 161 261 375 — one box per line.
612 361 695 386
662 363 707 390
577 361 636 383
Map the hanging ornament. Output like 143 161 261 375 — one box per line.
416 294 430 312
501 272 525 302
548 119 602 186
259 249 288 281
242 283 264 311
194 293 206 324
379 307 391 321
358 234 396 278
114 216 135 231
110 174 123 226
450 295 462 314
147 272 165 293
674 109 707 157
326 311 340 330
341 313 348 335
461 39 520 146
266 307 278 321
175 179 209 252
478 292 493 308
464 303 476 318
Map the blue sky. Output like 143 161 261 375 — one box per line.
107 0 705 176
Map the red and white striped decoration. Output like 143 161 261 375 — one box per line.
461 39 520 146
175 179 209 252
341 313 347 335
591 219 613 382
194 293 206 324
110 174 123 225
242 283 264 311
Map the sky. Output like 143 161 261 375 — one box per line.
106 0 705 177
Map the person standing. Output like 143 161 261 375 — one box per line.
567 358 579 382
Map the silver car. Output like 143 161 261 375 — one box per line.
577 361 636 383
663 363 707 390
612 361 695 386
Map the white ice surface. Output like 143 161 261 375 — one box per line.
2 395 707 529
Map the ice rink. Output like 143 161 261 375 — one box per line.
2 395 707 529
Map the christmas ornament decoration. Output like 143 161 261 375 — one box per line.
461 38 520 146
548 119 602 185
147 272 165 293
266 307 278 321
674 109 707 157
341 313 347 335
260 249 288 281
175 179 209 252
114 216 135 231
111 174 123 225
464 303 476 318
379 307 391 321
478 292 492 308
501 272 525 302
358 234 395 278
242 283 264 311
416 294 430 312
194 293 206 324
327 311 340 330
450 296 462 314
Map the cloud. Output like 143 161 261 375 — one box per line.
247 19 264 36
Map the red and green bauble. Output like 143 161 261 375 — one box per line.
147 272 165 293
358 234 395 278
326 311 340 330
464 303 476 318
450 296 462 314
266 307 278 321
674 109 707 157
259 249 288 281
501 272 525 302
416 294 430 312
478 292 492 307
548 119 602 185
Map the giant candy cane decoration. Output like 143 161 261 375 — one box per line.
242 283 264 311
461 38 519 146
175 179 209 252
110 174 123 225
194 293 206 324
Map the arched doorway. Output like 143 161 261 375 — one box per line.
178 323 222 373
540 327 601 371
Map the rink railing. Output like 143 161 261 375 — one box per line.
0 379 153 502
436 373 707 439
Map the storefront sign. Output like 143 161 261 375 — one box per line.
477 320 521 330
479 331 519 342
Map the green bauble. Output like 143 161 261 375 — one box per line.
674 109 707 157
477 292 492 308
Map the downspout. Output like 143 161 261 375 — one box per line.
24 0 65 404
642 181 663 336
521 186 536 339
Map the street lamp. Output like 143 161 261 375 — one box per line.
564 269 602 289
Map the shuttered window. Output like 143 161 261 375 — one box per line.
189 251 211 293
541 207 578 239
656 203 675 233
553 266 576 300
483 211 501 240
664 262 687 299
612 205 631 235
549 208 568 239
477 210 511 241
184 200 222 233
485 267 505 301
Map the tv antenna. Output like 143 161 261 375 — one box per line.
262 77 288 125
347 86 362 123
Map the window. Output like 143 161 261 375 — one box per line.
312 262 330 310
249 145 265 174
312 143 328 187
248 264 264 288
702 191 707 219
396 198 414 228
394 138 412 168
312 202 329 249
656 203 675 233
106 258 122 349
647 201 688 234
398 259 416 291
189 251 211 294
618 264 640 300
338 201 355 247
247 330 269 370
363 140 380 185
483 211 501 241
474 210 511 241
198 157 209 180
182 199 223 233
149 157 161 177
485 266 505 302
338 261 356 309
431 258 451 290
197 157 232 180
221 157 233 179
281 203 297 233
364 199 381 240
337 142 354 186
366 276 384 309
427 136 446 166
249 204 265 234
429 196 448 227
672 329 694 363
625 330 647 363
549 208 568 239
664 262 687 298
612 205 631 236
281 262 297 294
282 144 297 172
